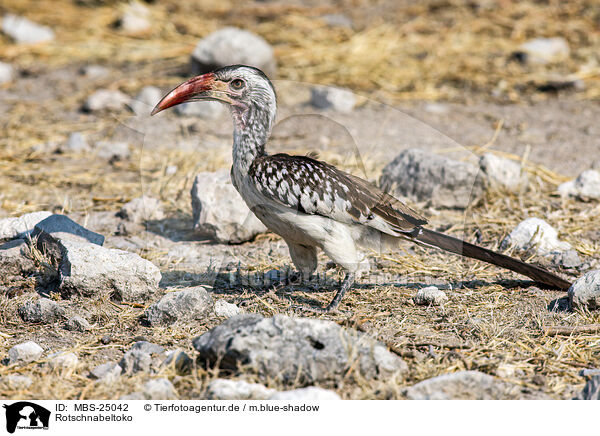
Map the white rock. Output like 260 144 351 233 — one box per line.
2 374 33 389
516 37 570 65
206 379 276 400
191 27 276 76
310 86 356 113
174 101 223 119
118 1 151 34
90 362 122 383
8 341 43 365
145 287 213 326
2 14 54 44
558 170 600 201
48 351 78 373
94 141 130 161
321 14 353 29
117 196 165 223
269 386 341 400
479 153 528 191
423 103 449 114
191 169 267 243
80 65 109 79
501 217 571 256
36 233 161 302
143 378 177 400
130 86 162 115
568 270 600 311
413 286 448 306
214 299 242 318
18 298 64 324
83 89 131 112
0 61 14 84
0 211 52 240
64 315 91 332
62 132 90 153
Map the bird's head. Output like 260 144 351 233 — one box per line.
151 65 276 129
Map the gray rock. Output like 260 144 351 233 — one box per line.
130 341 165 356
83 89 131 112
119 349 153 375
8 341 43 365
90 362 122 383
501 217 571 256
310 86 356 113
2 374 33 389
515 37 570 65
64 315 91 332
117 196 165 223
0 211 53 240
575 375 600 400
192 314 407 384
162 350 192 374
0 239 36 276
479 153 528 191
142 378 177 400
405 370 549 400
552 249 582 269
31 214 104 246
205 379 276 400
568 270 600 311
47 351 78 373
0 61 14 84
191 27 276 77
269 386 341 400
413 286 448 306
61 132 90 153
214 299 242 318
379 148 484 209
2 14 54 44
174 100 223 119
94 141 130 161
130 86 162 116
37 234 161 302
558 170 600 201
18 298 64 323
145 287 213 326
118 1 151 34
191 169 267 243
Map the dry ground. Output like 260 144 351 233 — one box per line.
0 0 599 399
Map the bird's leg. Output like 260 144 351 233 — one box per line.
293 271 355 314
323 271 355 312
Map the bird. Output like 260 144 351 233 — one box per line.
151 64 572 312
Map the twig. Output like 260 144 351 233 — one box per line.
543 324 600 336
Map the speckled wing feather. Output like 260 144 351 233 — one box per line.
248 153 427 236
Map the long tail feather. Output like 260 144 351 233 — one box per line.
413 228 572 290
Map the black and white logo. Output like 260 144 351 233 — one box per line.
3 402 50 433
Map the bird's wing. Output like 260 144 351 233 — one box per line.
248 153 427 236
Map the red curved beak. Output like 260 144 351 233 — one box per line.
151 73 216 116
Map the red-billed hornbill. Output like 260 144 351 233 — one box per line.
152 65 571 312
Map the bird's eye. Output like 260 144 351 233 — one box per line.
230 79 245 90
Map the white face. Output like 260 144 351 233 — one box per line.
214 66 277 120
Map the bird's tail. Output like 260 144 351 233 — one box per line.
412 228 572 290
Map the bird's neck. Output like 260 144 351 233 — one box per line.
231 102 273 175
